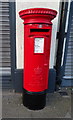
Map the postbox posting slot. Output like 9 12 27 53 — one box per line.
30 28 51 36
30 29 49 33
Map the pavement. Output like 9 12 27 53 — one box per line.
2 87 72 118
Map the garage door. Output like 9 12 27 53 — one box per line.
0 1 12 89
62 1 73 86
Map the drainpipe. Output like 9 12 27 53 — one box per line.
54 1 68 88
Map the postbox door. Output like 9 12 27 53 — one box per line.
24 33 51 92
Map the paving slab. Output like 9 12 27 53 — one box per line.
2 87 71 118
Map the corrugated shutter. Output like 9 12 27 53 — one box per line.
0 1 12 89
62 2 73 86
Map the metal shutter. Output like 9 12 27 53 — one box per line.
62 2 73 86
0 1 12 89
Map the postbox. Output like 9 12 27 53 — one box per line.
19 8 57 110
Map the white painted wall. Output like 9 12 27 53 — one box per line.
16 0 60 69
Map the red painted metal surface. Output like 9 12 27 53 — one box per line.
19 8 57 92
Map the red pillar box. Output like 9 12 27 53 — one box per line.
19 8 57 110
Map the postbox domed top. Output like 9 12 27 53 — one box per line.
19 8 57 24
19 8 57 16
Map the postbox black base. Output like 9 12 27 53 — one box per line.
23 89 46 110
